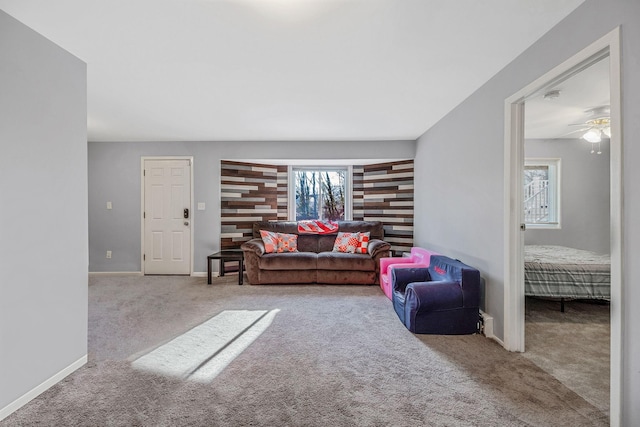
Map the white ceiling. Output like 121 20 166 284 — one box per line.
0 0 586 142
525 55 610 140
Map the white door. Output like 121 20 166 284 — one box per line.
143 159 191 275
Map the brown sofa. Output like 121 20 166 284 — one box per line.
241 221 391 285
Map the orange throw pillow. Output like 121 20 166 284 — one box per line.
260 230 298 253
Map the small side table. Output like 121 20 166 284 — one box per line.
392 250 409 258
207 249 244 285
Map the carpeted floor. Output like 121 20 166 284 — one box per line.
1 275 609 426
523 296 610 415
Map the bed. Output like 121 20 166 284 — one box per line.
524 245 610 311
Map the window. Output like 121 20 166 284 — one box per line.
292 168 349 221
524 158 560 228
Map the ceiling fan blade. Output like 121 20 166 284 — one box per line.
558 128 588 138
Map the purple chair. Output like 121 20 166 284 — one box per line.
391 255 481 334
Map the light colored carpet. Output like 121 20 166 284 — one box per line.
523 296 610 414
0 275 608 426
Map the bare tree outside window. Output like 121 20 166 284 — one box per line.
295 169 345 221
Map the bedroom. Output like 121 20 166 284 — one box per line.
522 54 611 413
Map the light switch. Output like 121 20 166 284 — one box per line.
106 201 112 210
197 202 206 210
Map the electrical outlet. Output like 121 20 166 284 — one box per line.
106 250 112 259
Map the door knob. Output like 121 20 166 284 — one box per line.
184 221 189 226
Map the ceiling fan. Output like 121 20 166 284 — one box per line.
566 106 611 154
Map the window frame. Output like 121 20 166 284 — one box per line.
524 158 561 229
288 165 352 221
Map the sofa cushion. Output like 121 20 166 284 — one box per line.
297 235 319 253
317 235 338 252
317 252 375 271
258 252 317 270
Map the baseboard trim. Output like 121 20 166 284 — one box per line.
480 310 505 347
490 334 505 347
0 354 87 422
90 272 213 278
192 272 222 278
480 310 494 338
89 271 143 277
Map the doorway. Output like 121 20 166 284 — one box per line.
521 53 611 413
504 28 622 423
141 157 194 275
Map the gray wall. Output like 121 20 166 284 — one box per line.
88 140 415 272
524 138 610 254
413 0 639 423
0 11 87 417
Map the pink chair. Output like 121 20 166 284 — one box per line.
379 247 437 299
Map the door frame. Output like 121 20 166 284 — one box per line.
140 156 195 275
503 27 622 424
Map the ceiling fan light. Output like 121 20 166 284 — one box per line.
583 129 601 143
603 127 611 138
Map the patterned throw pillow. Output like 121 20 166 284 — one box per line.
278 233 298 253
355 232 370 254
260 230 280 253
260 230 298 253
332 232 360 253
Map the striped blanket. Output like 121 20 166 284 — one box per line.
524 245 610 300
297 220 339 234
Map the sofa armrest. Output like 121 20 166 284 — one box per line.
391 267 431 293
368 239 391 258
405 281 463 311
380 257 411 275
385 262 428 276
241 238 265 256
379 257 393 275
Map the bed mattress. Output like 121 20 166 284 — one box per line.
524 245 610 300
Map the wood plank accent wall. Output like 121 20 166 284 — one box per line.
352 165 365 220
220 161 287 249
353 160 414 254
221 159 413 254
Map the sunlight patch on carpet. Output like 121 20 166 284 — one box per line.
132 309 279 382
